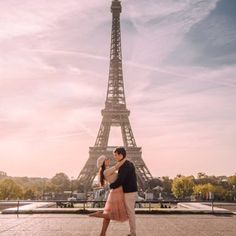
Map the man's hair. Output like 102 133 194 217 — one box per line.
113 147 126 158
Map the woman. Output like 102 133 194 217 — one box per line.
89 155 128 236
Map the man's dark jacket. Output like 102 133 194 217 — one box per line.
110 160 138 193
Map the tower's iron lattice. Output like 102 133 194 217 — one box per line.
77 0 153 192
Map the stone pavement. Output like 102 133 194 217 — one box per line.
0 214 236 236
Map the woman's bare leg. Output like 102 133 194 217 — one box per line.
100 218 110 236
89 211 109 218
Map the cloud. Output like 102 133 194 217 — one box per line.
121 0 219 65
167 0 236 67
0 0 106 40
0 0 235 177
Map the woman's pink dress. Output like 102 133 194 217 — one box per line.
103 166 128 221
103 186 128 221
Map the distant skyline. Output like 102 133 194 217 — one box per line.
0 0 236 178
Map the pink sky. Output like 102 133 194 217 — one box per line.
0 0 236 178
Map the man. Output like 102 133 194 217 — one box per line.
110 147 138 236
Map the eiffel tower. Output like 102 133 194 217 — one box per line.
77 0 152 192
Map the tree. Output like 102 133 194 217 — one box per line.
172 176 194 199
227 175 236 201
0 179 23 200
228 175 236 187
213 185 227 200
51 173 70 193
161 176 173 198
197 172 207 179
72 179 85 192
0 171 7 177
195 173 217 185
23 188 37 200
148 178 162 190
193 183 214 200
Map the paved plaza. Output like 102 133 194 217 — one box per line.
0 214 236 236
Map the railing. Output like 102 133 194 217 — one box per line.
1 199 235 215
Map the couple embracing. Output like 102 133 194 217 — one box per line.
89 147 137 236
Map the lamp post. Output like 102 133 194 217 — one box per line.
71 176 74 197
233 185 235 201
